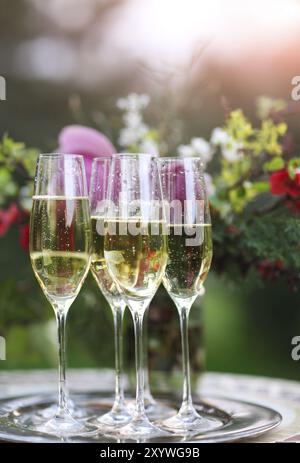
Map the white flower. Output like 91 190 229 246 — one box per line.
210 127 231 146
139 94 150 107
117 93 150 112
123 111 143 128
191 137 210 155
178 145 194 157
139 139 159 156
178 138 213 166
119 128 139 147
135 123 149 139
211 127 243 162
120 110 148 146
117 93 152 148
222 140 243 162
191 137 213 164
204 173 215 197
243 181 252 189
116 97 128 110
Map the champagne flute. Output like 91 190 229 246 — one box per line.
29 153 94 436
158 157 216 434
104 154 168 437
89 157 131 427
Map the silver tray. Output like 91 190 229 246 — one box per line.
0 391 282 443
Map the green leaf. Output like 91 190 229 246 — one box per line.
250 181 270 193
263 157 284 172
287 158 300 180
0 168 17 202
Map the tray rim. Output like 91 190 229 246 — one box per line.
0 391 282 443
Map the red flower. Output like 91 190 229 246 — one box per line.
257 259 283 280
19 223 29 252
226 224 238 234
270 169 300 198
0 203 20 236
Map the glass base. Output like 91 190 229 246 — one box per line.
34 398 86 421
145 400 176 421
128 393 175 421
97 403 131 428
160 405 220 435
118 414 168 439
20 408 98 438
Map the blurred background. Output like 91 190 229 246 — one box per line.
1 0 300 389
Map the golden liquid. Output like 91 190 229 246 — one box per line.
163 224 212 299
104 219 168 300
30 196 91 304
90 216 123 307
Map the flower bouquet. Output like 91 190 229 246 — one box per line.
0 93 299 383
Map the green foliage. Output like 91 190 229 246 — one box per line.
287 158 300 180
216 107 287 214
0 168 17 202
225 109 254 141
0 277 50 334
263 156 284 172
256 96 287 120
251 119 287 156
0 134 38 205
242 208 300 270
221 156 251 187
224 108 286 157
211 203 300 292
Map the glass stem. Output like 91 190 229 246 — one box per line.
113 305 125 408
133 310 146 418
55 310 68 416
179 306 193 411
143 306 155 404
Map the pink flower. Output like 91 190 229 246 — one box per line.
58 125 116 188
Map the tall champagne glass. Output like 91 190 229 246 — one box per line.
104 154 168 437
158 157 216 434
89 157 131 427
29 154 94 436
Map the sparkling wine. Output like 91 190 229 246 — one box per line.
104 219 167 299
30 196 91 302
163 224 212 299
90 216 123 306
